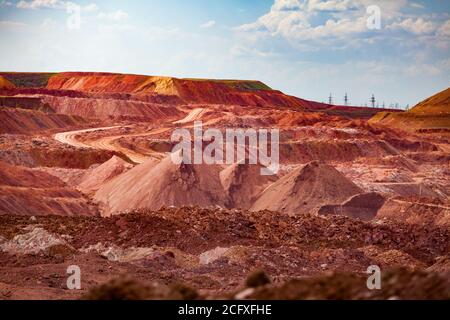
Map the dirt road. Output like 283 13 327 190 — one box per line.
53 107 211 164
54 126 171 164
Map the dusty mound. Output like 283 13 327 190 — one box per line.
411 87 450 114
95 154 226 215
219 162 277 209
318 192 385 221
251 161 362 215
0 76 15 90
78 156 133 195
369 88 450 132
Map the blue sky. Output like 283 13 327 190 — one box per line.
0 0 449 107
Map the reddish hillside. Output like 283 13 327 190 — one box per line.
46 72 318 108
0 161 64 188
42 95 183 121
411 87 450 114
0 161 98 216
0 76 15 90
0 72 55 88
0 108 89 134
370 87 450 132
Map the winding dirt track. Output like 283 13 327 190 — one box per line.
54 126 122 149
54 126 169 164
53 108 207 164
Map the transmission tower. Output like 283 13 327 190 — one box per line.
344 93 349 106
370 94 376 108
328 93 333 105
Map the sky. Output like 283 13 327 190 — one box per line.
0 0 449 107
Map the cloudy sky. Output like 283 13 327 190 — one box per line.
0 0 449 107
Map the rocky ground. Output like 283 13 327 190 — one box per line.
0 207 448 300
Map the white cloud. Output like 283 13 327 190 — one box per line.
272 0 302 11
17 0 66 9
0 20 28 28
438 20 450 37
1 1 13 7
387 18 436 34
200 20 216 28
17 1 102 13
236 0 368 40
307 0 359 12
230 45 273 58
410 2 425 9
83 3 99 13
41 17 56 29
235 0 445 44
98 10 128 21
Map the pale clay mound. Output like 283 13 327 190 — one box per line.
94 154 227 216
250 161 362 215
78 156 133 195
219 161 278 210
95 159 366 216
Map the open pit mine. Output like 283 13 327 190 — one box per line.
0 72 448 300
